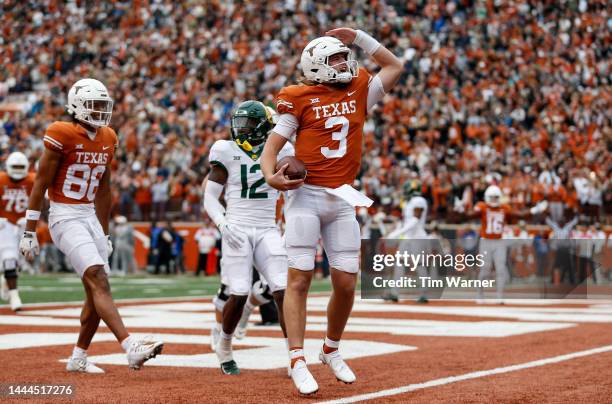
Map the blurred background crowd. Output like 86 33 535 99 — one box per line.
1 0 610 229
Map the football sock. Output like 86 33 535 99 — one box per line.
121 335 134 352
245 299 256 313
219 331 232 351
289 347 305 368
323 336 339 354
72 346 87 359
215 322 222 332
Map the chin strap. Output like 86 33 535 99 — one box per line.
235 138 253 152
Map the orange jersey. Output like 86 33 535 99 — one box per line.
43 121 118 204
0 172 35 225
276 67 371 188
474 201 513 239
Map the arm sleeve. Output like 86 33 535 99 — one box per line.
367 75 386 111
203 180 226 227
273 114 299 140
387 217 419 239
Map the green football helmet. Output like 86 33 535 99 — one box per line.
231 100 274 159
403 179 422 199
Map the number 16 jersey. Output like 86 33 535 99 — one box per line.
208 140 294 228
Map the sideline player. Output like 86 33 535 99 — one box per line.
456 185 547 303
204 100 293 375
386 189 431 303
0 152 35 311
19 78 163 373
261 27 403 394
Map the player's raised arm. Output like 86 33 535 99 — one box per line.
326 27 403 92
261 133 303 191
20 148 61 259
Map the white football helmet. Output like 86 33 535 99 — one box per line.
300 36 358 84
6 152 29 181
66 78 113 128
484 185 502 207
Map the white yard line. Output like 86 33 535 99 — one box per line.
317 345 612 404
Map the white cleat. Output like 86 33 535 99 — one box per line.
291 360 318 395
8 289 22 311
126 338 164 370
320 349 356 384
210 327 220 352
66 356 105 374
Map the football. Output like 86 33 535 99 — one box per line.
275 156 307 180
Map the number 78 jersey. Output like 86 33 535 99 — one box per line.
276 67 372 189
208 140 294 228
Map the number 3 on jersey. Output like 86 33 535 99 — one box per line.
321 116 349 159
63 164 106 201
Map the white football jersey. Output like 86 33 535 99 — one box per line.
208 140 294 227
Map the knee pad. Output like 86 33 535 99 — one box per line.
327 253 360 274
323 219 361 273
287 248 316 271
3 269 18 280
250 280 273 305
213 283 230 311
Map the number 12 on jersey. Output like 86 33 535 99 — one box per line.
240 164 268 199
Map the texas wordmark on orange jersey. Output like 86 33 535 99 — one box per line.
43 121 117 205
276 67 371 188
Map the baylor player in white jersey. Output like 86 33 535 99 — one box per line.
204 101 293 375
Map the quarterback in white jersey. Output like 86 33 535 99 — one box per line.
204 100 293 375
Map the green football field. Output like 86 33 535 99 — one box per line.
9 273 334 304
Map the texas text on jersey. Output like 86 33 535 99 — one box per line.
0 172 35 225
474 201 513 239
276 67 371 189
43 121 118 206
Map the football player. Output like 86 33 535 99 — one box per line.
261 27 403 394
204 100 293 375
386 189 431 304
0 152 35 311
456 185 547 303
19 78 163 373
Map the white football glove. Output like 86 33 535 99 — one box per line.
106 235 113 257
19 231 40 260
218 220 245 250
530 200 548 215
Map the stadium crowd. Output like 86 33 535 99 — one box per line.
1 0 610 226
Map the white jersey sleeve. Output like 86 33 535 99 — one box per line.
367 75 386 111
208 140 232 172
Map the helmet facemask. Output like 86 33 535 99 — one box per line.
230 102 273 159
78 99 113 128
